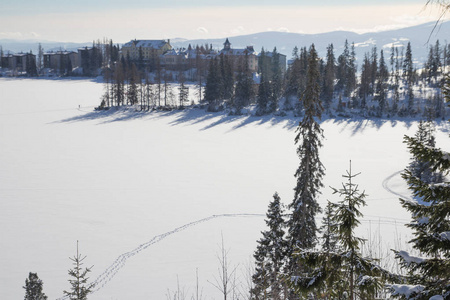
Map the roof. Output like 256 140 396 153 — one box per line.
122 40 168 49
220 47 257 56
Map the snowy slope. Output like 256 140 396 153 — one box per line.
0 78 449 300
172 20 450 66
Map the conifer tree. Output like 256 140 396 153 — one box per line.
407 119 444 184
290 163 392 299
287 44 324 275
23 272 48 300
234 53 254 110
322 44 336 110
391 77 449 299
178 82 189 108
284 47 301 100
251 192 288 300
257 70 271 115
221 54 234 102
391 137 449 299
126 63 139 105
320 201 339 254
205 57 223 111
269 47 282 113
63 241 95 300
375 49 389 116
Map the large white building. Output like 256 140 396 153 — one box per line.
121 40 172 61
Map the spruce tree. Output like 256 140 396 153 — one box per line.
391 77 449 299
360 53 371 109
290 163 392 299
269 47 282 113
23 272 48 300
375 49 389 116
251 192 288 300
287 44 324 274
322 44 336 110
407 119 443 184
320 201 339 254
234 53 254 110
63 241 95 300
285 48 301 100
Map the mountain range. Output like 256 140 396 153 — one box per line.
1 20 448 67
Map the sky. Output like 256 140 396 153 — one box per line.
0 0 447 43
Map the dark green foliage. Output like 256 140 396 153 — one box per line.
23 272 47 300
322 44 336 110
287 44 324 264
251 192 288 300
375 50 389 115
220 54 234 101
26 54 38 77
63 242 95 300
126 63 139 105
234 53 254 111
391 133 449 299
336 40 356 97
269 47 282 112
178 82 189 108
291 164 394 299
320 201 339 253
205 57 223 110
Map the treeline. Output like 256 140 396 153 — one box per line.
99 59 197 110
204 39 450 118
98 39 449 119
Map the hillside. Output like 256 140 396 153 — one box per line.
173 20 450 66
1 21 448 67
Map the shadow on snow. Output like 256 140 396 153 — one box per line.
56 105 449 134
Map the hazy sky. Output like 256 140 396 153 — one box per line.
0 0 446 42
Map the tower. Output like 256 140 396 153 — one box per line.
223 38 231 51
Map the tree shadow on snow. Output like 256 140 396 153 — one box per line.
56 106 447 135
56 106 299 131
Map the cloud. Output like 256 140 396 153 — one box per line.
230 26 245 35
196 27 209 34
276 27 290 33
0 31 40 39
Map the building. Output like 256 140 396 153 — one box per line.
1 52 36 73
121 39 172 61
219 38 259 73
43 50 78 73
260 51 287 74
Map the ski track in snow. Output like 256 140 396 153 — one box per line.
382 170 412 201
56 213 264 300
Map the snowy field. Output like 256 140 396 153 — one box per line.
0 78 449 300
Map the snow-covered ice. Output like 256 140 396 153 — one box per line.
0 78 449 299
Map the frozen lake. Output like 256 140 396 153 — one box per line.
0 78 448 299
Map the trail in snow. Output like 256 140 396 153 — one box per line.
56 213 264 300
382 170 412 201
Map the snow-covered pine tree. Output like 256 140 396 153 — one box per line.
290 163 392 299
287 44 324 276
391 136 449 299
251 192 288 300
23 272 48 300
407 118 444 184
63 241 95 300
